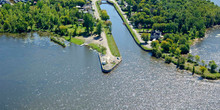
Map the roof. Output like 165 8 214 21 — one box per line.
150 30 162 40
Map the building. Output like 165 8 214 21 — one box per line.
150 30 162 41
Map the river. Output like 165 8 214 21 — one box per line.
0 3 220 110
191 27 220 66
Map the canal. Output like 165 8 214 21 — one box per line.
0 2 220 110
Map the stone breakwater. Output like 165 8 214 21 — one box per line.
98 53 122 73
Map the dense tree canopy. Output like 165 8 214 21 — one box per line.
0 0 88 34
127 0 220 38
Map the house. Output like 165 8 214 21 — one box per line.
150 30 162 41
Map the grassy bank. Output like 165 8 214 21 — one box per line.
104 27 121 57
88 43 106 54
64 36 85 45
165 55 220 80
96 1 121 57
107 0 152 51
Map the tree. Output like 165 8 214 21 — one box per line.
29 19 35 31
208 60 218 73
175 48 181 57
73 24 78 37
195 55 200 63
200 66 206 75
152 47 162 58
169 44 177 55
3 20 10 32
127 5 132 18
105 20 112 32
96 21 102 37
178 56 186 69
141 33 149 42
165 55 172 64
161 41 170 53
69 31 72 40
151 40 159 48
179 44 189 54
101 10 110 21
76 0 86 7
192 66 195 75
59 25 67 36
188 54 194 62
201 60 205 66
83 13 94 34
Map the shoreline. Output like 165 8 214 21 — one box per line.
106 0 152 52
191 25 220 46
106 0 220 80
98 53 122 73
93 0 122 73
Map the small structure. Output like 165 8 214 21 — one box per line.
83 4 92 11
78 19 84 23
76 5 81 9
150 30 162 41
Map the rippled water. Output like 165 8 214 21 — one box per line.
0 3 220 110
191 27 220 66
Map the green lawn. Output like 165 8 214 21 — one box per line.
67 25 86 36
104 27 121 57
64 36 85 45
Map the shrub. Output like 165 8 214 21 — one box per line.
141 33 150 42
187 53 194 63
152 47 162 58
209 60 218 73
151 40 159 48
179 44 189 54
165 55 172 64
179 64 185 69
161 40 170 53
162 54 166 58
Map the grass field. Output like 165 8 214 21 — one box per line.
64 36 85 45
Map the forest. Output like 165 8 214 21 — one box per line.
117 0 220 78
124 0 220 35
0 0 95 36
120 0 220 54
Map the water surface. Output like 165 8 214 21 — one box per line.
191 27 220 66
0 3 220 110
